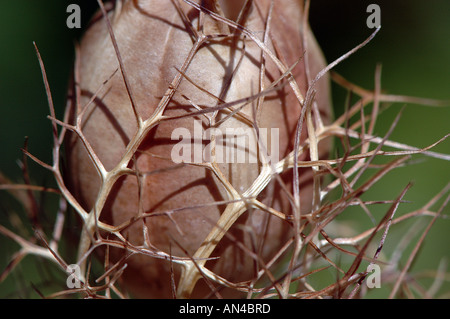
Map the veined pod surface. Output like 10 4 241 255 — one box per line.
67 0 331 298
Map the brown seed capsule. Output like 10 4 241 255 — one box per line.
67 0 331 298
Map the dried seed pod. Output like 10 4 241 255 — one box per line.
67 0 331 298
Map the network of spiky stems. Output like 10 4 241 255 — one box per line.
1 0 449 299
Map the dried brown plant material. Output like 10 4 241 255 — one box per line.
66 0 331 298
2 0 450 300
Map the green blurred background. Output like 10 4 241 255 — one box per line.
0 0 449 298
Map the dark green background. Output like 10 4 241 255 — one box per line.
0 1 449 298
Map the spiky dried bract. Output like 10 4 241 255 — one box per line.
1 0 449 299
